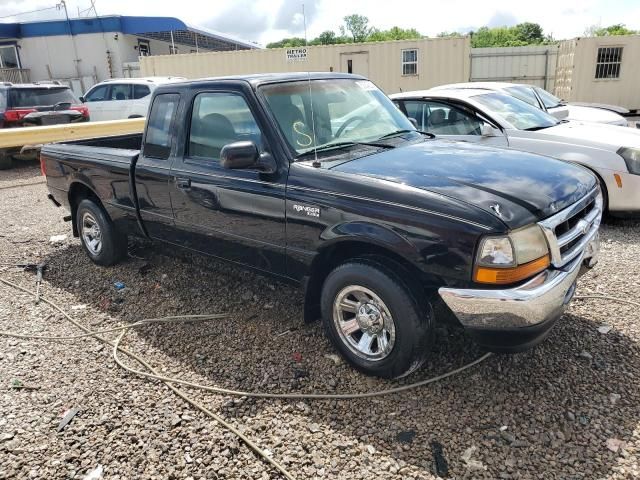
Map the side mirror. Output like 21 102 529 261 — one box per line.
408 117 418 129
481 124 500 137
220 141 277 173
79 96 86 103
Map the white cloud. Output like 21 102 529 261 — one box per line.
0 0 638 45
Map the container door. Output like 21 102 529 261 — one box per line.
341 52 370 77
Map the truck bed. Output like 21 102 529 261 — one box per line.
41 133 144 234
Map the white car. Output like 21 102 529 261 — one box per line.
431 82 629 127
81 77 185 121
390 88 640 216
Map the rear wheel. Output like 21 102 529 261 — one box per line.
76 199 127 266
320 260 433 378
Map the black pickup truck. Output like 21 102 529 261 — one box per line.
42 73 603 378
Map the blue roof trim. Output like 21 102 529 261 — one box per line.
0 15 189 38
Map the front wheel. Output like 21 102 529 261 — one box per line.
320 260 433 378
76 199 127 266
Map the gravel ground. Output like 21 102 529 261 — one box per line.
1 162 640 479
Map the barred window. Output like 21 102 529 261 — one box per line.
595 47 623 79
402 49 418 76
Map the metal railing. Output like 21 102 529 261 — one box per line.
0 68 31 84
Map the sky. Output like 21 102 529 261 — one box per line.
0 0 639 46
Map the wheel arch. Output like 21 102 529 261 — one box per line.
68 181 104 237
303 234 437 324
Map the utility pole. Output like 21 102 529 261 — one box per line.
57 1 83 86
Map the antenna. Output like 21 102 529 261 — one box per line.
302 3 320 167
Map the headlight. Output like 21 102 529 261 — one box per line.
475 225 550 284
618 147 640 175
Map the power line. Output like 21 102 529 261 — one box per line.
0 5 60 20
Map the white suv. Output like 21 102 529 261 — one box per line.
81 77 185 121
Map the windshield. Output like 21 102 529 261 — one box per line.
8 87 79 108
534 87 563 109
260 79 415 155
472 92 559 131
504 86 540 108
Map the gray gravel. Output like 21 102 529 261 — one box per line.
1 163 640 479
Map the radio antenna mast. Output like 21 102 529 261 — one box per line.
302 3 320 167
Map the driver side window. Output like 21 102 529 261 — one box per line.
404 100 484 135
188 92 263 161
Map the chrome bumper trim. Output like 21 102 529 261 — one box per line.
439 249 588 330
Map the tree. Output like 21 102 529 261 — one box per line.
266 37 306 49
470 23 551 47
584 23 639 37
437 31 463 38
342 14 372 42
314 30 338 45
513 22 544 44
368 26 422 42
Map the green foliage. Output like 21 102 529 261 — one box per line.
585 24 639 37
470 22 551 47
368 26 422 41
437 31 463 38
342 14 372 42
266 37 306 49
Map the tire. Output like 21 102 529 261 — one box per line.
320 260 433 379
0 152 13 170
76 199 127 266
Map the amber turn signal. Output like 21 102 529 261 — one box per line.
474 254 551 285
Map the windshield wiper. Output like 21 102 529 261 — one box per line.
525 119 569 131
377 129 435 140
296 141 394 158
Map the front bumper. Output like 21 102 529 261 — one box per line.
439 232 599 352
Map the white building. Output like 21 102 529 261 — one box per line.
0 15 258 94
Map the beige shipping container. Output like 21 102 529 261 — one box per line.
140 37 470 94
555 35 640 110
470 45 559 91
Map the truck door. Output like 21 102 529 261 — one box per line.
134 92 181 240
169 88 287 275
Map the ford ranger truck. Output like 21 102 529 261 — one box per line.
41 73 602 378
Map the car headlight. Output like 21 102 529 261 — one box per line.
475 225 550 284
618 147 640 175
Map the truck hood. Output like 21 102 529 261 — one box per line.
534 120 640 148
329 140 596 228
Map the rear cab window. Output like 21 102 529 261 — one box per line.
143 93 180 160
8 87 79 108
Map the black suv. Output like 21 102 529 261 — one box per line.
0 82 89 169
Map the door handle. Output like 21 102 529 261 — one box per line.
175 177 191 190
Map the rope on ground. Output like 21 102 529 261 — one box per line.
0 276 494 479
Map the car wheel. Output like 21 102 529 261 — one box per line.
0 152 13 170
76 199 127 266
320 260 433 378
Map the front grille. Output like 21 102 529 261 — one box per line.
538 188 603 268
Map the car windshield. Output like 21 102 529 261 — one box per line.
8 87 79 108
260 79 416 156
472 92 559 131
534 87 564 109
